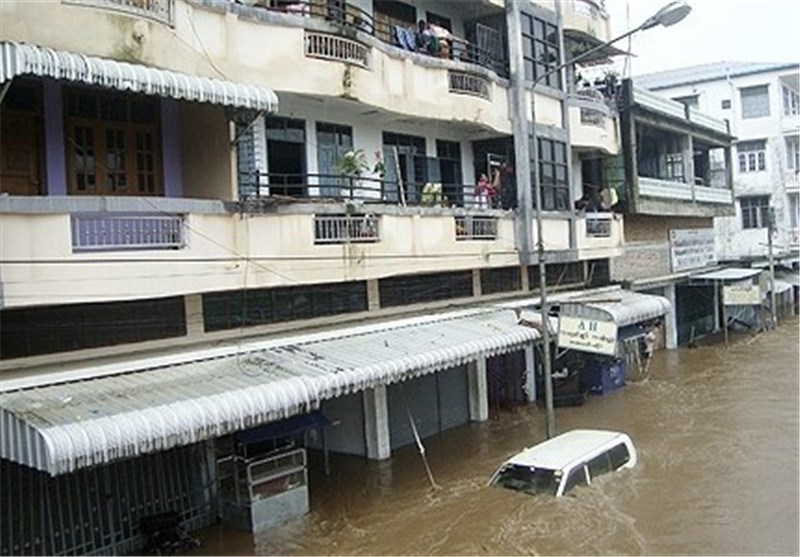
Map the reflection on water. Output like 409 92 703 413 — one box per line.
191 318 799 556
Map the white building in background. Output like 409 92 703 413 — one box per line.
636 62 800 266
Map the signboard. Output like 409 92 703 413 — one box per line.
557 316 618 356
723 284 761 305
669 228 716 272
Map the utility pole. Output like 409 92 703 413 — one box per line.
768 207 778 328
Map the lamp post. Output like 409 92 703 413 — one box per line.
524 1 692 439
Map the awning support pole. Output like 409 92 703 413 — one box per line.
0 80 12 105
402 386 439 491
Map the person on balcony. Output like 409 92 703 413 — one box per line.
416 20 438 55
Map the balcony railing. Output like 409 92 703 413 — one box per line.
240 172 515 210
448 71 491 100
305 32 369 67
585 214 612 237
455 216 498 240
71 214 185 251
314 214 380 244
63 0 174 25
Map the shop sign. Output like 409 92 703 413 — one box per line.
557 316 618 356
669 228 716 272
723 283 761 305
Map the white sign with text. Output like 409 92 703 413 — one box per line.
669 228 717 272
557 316 618 356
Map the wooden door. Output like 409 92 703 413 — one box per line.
0 111 42 195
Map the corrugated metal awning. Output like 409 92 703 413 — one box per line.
0 41 278 111
776 271 800 287
559 289 672 327
0 308 536 475
692 268 762 281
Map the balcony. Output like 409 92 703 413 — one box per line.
567 88 619 155
62 0 174 24
0 196 519 309
562 0 612 45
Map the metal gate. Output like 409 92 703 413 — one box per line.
1 442 216 556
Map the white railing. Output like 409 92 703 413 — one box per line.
305 32 369 68
694 187 733 204
71 214 185 251
314 214 380 244
638 176 693 201
63 0 173 25
448 71 491 100
455 216 498 240
632 87 687 120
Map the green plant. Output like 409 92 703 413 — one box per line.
336 149 369 177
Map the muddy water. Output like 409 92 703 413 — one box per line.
193 318 799 556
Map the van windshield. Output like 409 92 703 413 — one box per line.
490 464 559 496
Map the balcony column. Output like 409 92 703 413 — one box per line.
467 359 489 422
185 294 204 337
683 134 694 192
663 283 678 349
367 278 380 310
363 386 391 460
524 344 537 403
472 269 482 297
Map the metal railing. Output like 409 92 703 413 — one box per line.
314 214 380 244
218 448 307 506
63 0 174 25
455 216 498 240
230 0 506 75
305 32 369 67
239 172 513 209
71 214 185 251
448 71 491 100
585 215 612 237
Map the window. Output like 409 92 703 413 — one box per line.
721 99 731 110
737 140 767 173
786 136 800 171
740 195 770 229
586 453 612 481
520 13 561 88
740 85 770 119
788 192 799 230
379 270 473 307
1 297 185 359
203 282 368 332
783 86 800 116
537 138 569 210
561 465 588 495
64 89 161 195
673 95 698 109
480 266 521 295
607 443 632 470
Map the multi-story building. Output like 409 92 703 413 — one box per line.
0 0 726 554
635 61 800 275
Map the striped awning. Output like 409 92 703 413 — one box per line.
0 308 536 475
0 41 278 111
559 289 672 327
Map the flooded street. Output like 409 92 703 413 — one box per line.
194 318 799 556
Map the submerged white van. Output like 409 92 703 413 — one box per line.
488 429 637 497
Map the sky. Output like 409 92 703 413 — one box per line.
602 0 800 77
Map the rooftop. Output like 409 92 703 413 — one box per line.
504 429 632 471
635 61 800 90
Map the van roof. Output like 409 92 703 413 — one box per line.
505 429 631 471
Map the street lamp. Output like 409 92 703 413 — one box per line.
527 1 692 439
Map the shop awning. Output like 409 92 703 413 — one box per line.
776 271 800 287
0 308 536 475
0 41 278 111
558 289 672 327
692 268 763 281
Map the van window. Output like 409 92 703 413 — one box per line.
586 453 612 480
491 464 559 496
561 465 588 495
608 443 631 470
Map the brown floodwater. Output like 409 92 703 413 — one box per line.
191 318 799 556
